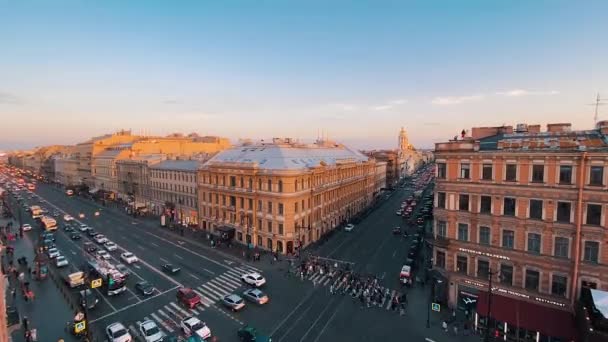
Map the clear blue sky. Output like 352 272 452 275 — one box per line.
1 0 607 150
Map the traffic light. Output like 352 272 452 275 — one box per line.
108 277 114 286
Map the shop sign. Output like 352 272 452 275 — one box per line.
458 247 510 261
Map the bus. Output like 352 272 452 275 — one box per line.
87 259 127 296
30 205 43 219
41 216 58 231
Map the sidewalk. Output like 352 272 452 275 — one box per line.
1 215 78 342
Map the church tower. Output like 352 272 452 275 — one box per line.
398 127 410 152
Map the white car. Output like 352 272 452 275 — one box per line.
180 316 211 340
21 224 32 232
241 272 266 287
48 248 60 259
63 214 74 221
56 255 69 267
97 250 111 260
94 234 108 244
139 320 164 342
105 241 118 251
106 322 132 342
120 252 138 264
344 223 355 232
79 224 90 232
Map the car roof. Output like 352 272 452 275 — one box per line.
246 288 262 294
141 320 156 329
108 322 126 331
184 316 199 324
226 294 242 300
246 272 262 277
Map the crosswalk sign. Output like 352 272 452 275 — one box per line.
74 321 86 334
432 303 441 312
91 278 102 289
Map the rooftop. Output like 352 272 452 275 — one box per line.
205 139 370 170
151 159 201 171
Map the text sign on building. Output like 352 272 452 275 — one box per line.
91 278 102 289
432 303 441 312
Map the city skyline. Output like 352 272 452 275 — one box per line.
1 1 607 150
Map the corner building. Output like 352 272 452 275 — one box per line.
199 138 375 255
432 122 608 341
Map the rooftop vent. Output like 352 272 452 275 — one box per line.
547 123 572 133
515 123 528 133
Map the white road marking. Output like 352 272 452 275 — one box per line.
203 268 215 275
189 273 200 280
151 242 159 247
224 259 234 265
71 250 76 255
425 339 436 342
160 257 169 263
151 312 174 332
137 245 144 250
174 254 183 260
133 264 141 269
392 250 397 258
312 300 341 342
270 289 317 336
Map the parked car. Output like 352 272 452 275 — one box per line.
21 224 32 232
222 294 245 312
344 223 355 232
79 224 89 232
242 288 269 305
105 322 132 342
70 233 82 240
104 241 118 251
47 248 60 259
87 229 98 237
96 250 111 260
84 242 97 253
94 234 108 244
121 252 138 264
56 255 69 267
135 281 155 296
241 273 266 287
177 288 201 309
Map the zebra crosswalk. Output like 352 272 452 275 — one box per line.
127 264 259 339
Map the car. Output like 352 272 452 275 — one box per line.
42 239 55 251
21 224 32 232
63 214 74 221
105 322 132 342
56 255 69 267
70 232 82 240
135 281 155 296
237 325 272 342
139 320 164 342
94 234 108 244
80 289 99 310
64 225 74 232
47 248 60 258
87 229 98 237
177 288 201 309
115 263 130 278
120 252 138 264
180 316 211 340
41 232 55 242
222 294 245 311
52 211 61 218
162 263 180 274
84 242 98 253
105 241 118 251
344 223 355 232
241 272 266 287
396 210 403 215
242 288 269 305
392 226 401 235
97 250 111 260
79 224 90 232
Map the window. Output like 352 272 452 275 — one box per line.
459 194 470 211
230 176 236 187
480 196 492 214
295 202 299 212
586 204 602 226
456 255 468 274
437 192 446 209
436 221 447 238
554 237 569 258
267 221 272 233
477 259 490 279
230 196 236 207
258 179 262 190
257 219 262 230
482 164 493 180
278 203 284 215
500 264 513 286
552 275 568 297
278 180 283 192
529 199 543 220
525 269 540 292
583 241 599 263
503 197 516 216
590 166 604 186
258 200 262 211
505 164 517 181
267 202 273 214
248 198 253 209
248 178 253 190
437 163 446 179
295 180 298 191
457 223 469 241
527 233 541 254
502 230 514 249
532 165 544 182
460 163 470 179
436 251 446 269
559 165 572 184
267 180 272 191
479 226 490 245
278 224 284 235
556 202 571 223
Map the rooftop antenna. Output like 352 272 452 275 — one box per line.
589 93 607 124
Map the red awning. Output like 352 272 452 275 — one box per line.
477 292 577 341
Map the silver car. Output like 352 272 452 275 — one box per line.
242 288 269 305
222 294 245 312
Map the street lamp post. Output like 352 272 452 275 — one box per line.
484 269 498 342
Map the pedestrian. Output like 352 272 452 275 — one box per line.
22 316 29 331
453 325 458 336
330 284 334 295
399 303 406 316
12 288 16 299
442 320 448 332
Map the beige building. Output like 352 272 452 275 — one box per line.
374 161 387 197
116 154 166 204
54 156 80 186
149 160 201 225
198 138 376 254
431 122 608 341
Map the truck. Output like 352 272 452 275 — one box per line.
87 259 127 296
30 205 42 219
40 216 58 231
59 266 86 288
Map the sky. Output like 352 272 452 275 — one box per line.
1 0 607 151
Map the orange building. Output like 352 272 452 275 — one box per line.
432 122 608 341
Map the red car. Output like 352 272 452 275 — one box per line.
177 288 201 309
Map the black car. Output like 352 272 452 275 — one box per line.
87 229 98 237
135 281 155 296
80 289 99 309
162 264 181 274
64 225 74 232
84 242 97 253
41 232 56 242
70 233 82 240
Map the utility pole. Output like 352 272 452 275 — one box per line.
484 269 497 342
589 93 607 124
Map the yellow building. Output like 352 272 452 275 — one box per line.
199 138 376 255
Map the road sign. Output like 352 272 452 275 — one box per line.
431 303 440 312
91 278 102 289
74 321 86 334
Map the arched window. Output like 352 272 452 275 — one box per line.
278 180 283 192
267 179 272 191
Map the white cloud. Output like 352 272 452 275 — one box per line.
389 99 408 105
431 94 484 105
371 105 393 111
369 98 408 111
496 89 559 97
332 103 358 111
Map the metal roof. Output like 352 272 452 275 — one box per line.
151 160 200 171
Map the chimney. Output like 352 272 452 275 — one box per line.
547 123 572 133
527 125 541 134
515 123 529 133
597 120 608 135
